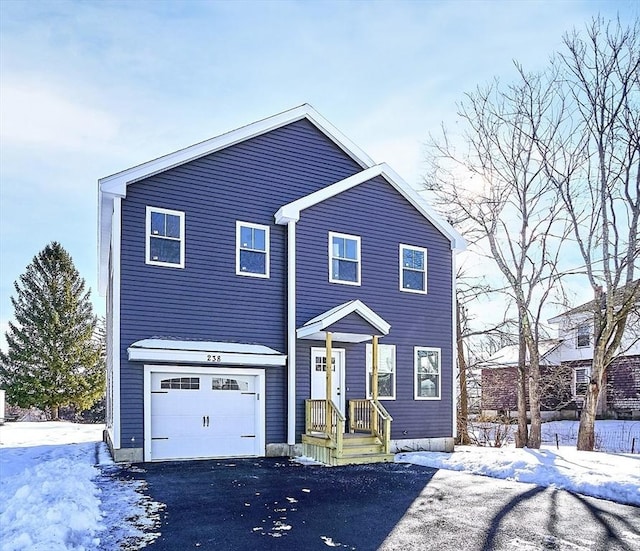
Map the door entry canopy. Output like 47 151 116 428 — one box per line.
297 300 391 343
128 338 286 366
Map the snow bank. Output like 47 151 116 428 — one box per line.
0 422 162 550
1 442 103 550
396 444 640 506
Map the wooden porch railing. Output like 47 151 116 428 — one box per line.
349 399 393 453
305 399 345 451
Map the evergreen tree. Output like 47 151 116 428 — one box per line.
0 242 104 419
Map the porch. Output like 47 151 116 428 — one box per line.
300 309 394 465
302 396 394 466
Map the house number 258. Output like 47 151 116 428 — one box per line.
207 354 221 362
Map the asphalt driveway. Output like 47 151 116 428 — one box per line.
119 458 640 551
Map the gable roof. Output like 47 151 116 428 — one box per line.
275 163 465 251
548 280 640 324
297 300 391 343
98 104 376 294
479 339 562 369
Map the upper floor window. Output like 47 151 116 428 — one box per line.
400 244 427 294
236 221 269 278
329 232 360 285
146 207 185 268
366 343 396 400
415 346 441 400
576 324 591 348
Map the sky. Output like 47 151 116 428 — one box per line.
1 0 639 350
1 421 638 548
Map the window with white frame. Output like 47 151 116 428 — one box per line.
400 244 427 293
146 207 185 268
236 221 269 278
366 344 396 399
329 232 360 285
574 367 589 396
415 347 441 400
576 324 591 348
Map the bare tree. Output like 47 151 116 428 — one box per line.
455 277 516 445
540 17 640 450
426 68 569 448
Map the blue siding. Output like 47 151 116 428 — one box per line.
295 175 454 441
118 119 363 448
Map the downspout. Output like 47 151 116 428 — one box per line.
287 219 297 448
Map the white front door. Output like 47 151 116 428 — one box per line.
310 347 346 415
145 367 264 461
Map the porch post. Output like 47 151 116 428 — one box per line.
372 335 379 401
325 331 333 432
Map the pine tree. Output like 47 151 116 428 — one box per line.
0 242 104 419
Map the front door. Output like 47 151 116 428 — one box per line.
310 347 346 415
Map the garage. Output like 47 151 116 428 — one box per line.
144 366 266 461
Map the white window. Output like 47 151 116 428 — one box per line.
329 232 361 285
236 221 270 278
400 244 427 294
415 347 441 400
366 344 396 400
574 367 589 396
146 207 185 268
576 324 591 348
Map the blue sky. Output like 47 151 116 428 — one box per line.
1 0 638 349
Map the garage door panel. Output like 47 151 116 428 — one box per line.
148 370 262 461
151 414 206 438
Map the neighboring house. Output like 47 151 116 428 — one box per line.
548 285 640 419
481 285 640 420
98 104 465 464
480 340 572 419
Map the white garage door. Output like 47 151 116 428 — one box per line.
148 370 262 461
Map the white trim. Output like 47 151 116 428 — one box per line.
143 364 266 462
99 103 376 294
328 231 361 286
128 341 286 366
100 105 374 197
451 250 457 439
399 243 428 294
365 343 396 400
287 220 297 446
112 197 122 449
297 299 391 340
414 346 442 401
145 206 185 268
275 163 465 252
235 221 270 278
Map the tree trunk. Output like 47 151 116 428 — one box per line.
527 354 542 449
515 331 529 448
51 405 59 420
456 301 471 445
577 345 606 451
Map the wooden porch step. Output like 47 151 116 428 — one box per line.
332 453 395 466
302 431 394 466
337 443 385 455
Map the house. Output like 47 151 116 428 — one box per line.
548 284 640 419
480 284 640 420
479 340 574 419
98 104 465 464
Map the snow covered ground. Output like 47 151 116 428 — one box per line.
0 420 638 550
398 420 640 506
0 422 161 550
